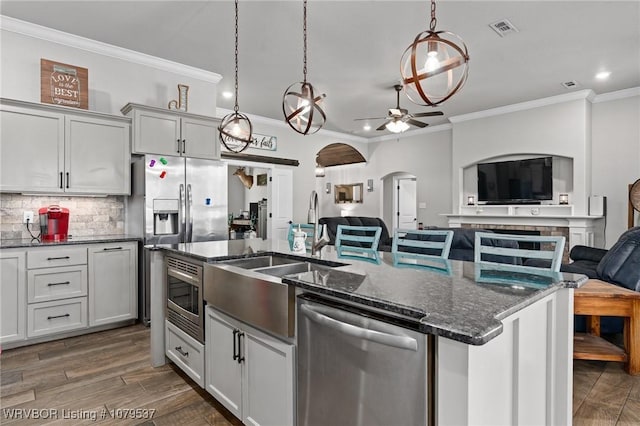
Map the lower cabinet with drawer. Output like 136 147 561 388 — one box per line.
28 297 87 337
0 240 138 348
165 320 205 387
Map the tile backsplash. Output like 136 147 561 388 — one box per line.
0 194 124 241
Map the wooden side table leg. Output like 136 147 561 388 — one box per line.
626 300 640 375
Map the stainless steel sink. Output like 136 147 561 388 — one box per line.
204 254 342 338
218 255 303 270
254 262 333 278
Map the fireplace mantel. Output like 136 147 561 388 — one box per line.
443 205 605 250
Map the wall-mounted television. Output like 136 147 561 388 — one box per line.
477 157 553 204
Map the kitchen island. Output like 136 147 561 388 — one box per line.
149 239 586 426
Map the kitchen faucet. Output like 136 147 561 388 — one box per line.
307 190 329 256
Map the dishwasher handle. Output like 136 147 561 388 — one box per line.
299 304 418 351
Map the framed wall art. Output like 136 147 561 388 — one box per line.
41 59 88 109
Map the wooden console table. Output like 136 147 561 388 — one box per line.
573 279 640 375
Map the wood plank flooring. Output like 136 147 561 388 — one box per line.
1 324 639 425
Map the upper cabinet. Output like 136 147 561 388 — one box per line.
121 103 220 160
0 98 131 195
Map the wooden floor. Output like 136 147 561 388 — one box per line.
1 324 639 425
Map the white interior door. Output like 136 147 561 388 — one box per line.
268 168 293 240
397 178 417 230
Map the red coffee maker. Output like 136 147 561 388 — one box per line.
39 205 70 241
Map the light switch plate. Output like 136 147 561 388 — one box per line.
418 202 427 209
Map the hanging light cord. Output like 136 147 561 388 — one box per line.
430 0 437 31
233 0 239 113
302 0 307 83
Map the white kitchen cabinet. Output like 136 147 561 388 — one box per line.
0 250 26 344
26 246 88 339
165 320 205 387
121 103 220 160
88 242 138 326
0 98 131 195
205 306 295 426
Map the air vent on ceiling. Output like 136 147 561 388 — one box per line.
489 19 519 37
562 80 580 89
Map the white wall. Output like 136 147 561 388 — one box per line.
451 96 592 215
592 92 640 246
0 26 219 116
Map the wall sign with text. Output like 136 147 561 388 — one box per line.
249 133 277 151
40 59 88 109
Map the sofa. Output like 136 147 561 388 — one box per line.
564 227 640 334
318 217 518 262
319 217 393 251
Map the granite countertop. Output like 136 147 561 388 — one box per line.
152 239 587 345
0 234 141 249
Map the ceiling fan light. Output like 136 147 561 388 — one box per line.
385 120 410 133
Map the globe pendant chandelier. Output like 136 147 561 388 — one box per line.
219 0 253 153
400 0 469 106
282 0 326 135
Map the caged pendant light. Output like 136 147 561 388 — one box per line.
400 0 469 107
282 0 326 135
219 0 253 153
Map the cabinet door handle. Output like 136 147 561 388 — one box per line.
237 331 245 364
65 172 70 188
175 346 189 357
59 172 63 189
47 313 70 320
177 139 181 153
47 281 70 287
103 247 123 251
182 139 186 154
232 329 239 361
47 256 70 261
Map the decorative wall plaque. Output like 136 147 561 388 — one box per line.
249 133 277 151
168 84 189 111
40 59 88 109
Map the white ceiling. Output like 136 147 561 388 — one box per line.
1 1 639 138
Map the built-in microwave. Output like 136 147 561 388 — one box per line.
166 255 204 343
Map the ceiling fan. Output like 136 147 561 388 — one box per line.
355 84 444 132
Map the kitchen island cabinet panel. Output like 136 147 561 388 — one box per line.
165 320 205 387
205 306 294 426
0 104 64 193
0 249 26 344
88 242 138 327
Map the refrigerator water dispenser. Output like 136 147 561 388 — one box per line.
153 199 179 235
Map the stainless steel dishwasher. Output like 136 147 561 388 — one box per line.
297 294 433 426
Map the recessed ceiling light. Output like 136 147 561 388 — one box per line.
363 124 371 131
595 71 611 80
222 91 233 99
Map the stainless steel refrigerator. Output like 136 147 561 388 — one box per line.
126 154 228 324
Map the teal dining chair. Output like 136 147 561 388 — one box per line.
474 232 566 272
335 225 382 264
392 229 454 268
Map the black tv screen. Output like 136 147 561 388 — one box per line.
477 157 553 203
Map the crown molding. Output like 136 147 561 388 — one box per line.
0 15 222 84
449 89 596 123
592 87 640 103
216 107 369 143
